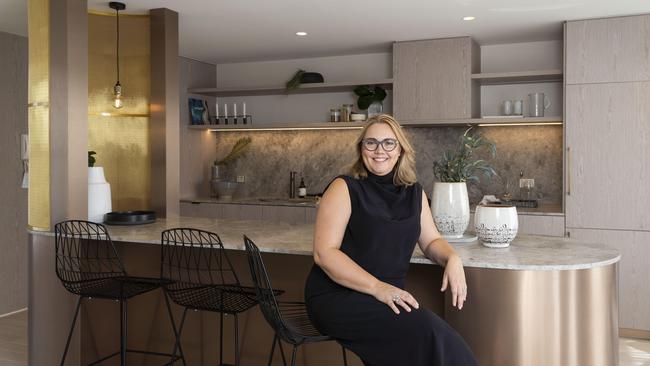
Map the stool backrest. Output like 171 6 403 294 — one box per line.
54 220 126 289
161 228 241 286
243 235 295 342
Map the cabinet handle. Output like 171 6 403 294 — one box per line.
566 146 571 196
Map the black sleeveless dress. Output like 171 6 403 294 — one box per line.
304 172 478 366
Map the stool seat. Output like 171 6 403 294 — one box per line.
165 282 258 313
63 276 169 300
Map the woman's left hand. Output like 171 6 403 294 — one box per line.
440 254 467 310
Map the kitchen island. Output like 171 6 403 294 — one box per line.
29 217 619 366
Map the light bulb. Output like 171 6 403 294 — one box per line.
113 97 123 109
112 81 123 109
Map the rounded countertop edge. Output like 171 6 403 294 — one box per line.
410 255 621 271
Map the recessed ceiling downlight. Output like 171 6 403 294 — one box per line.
296 31 308 36
463 16 476 21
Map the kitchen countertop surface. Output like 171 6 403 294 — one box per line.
181 198 564 215
32 216 616 271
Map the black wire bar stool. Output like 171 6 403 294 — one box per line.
243 235 348 366
54 220 184 366
161 228 259 366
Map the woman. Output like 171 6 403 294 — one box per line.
304 115 477 366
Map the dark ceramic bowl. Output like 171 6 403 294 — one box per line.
104 211 156 225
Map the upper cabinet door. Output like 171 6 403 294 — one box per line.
566 15 650 84
393 37 479 122
565 82 650 231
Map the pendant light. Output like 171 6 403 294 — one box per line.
109 2 126 109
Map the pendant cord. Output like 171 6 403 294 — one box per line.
116 7 120 84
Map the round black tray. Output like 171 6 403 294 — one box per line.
104 211 156 225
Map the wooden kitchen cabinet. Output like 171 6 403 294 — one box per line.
566 15 650 85
567 228 650 331
393 37 480 122
565 82 650 231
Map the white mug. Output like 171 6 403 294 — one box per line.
503 100 513 116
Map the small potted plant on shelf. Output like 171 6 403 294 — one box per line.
354 85 387 118
431 127 496 239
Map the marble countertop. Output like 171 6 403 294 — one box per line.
32 216 618 271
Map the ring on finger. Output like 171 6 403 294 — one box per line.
392 295 401 302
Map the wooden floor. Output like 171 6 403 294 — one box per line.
0 310 27 366
1 309 649 366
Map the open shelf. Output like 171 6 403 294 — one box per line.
187 116 562 131
188 79 394 97
471 69 563 85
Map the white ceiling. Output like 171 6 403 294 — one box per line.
2 0 649 64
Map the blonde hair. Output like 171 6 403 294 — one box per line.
348 114 417 186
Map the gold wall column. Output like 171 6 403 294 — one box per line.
150 8 180 217
28 0 88 228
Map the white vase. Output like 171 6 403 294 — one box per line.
430 182 470 239
474 205 519 248
88 167 112 223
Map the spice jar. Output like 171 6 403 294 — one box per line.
341 104 351 122
330 108 341 122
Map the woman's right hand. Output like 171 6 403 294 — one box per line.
371 281 420 314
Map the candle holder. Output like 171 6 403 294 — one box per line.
209 115 252 125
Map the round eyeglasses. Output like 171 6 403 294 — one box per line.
361 138 399 152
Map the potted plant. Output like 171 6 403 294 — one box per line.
87 151 112 223
212 137 252 199
353 85 387 117
431 128 496 239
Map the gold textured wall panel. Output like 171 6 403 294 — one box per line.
88 13 151 210
27 0 50 230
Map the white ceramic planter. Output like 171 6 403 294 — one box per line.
430 182 470 239
88 167 112 223
474 204 519 248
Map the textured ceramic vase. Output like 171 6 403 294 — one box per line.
474 205 519 248
430 182 470 239
88 167 112 223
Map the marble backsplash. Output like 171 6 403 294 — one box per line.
210 125 563 204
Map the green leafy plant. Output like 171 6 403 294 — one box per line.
88 151 97 167
353 85 387 110
216 137 252 165
433 128 497 183
285 69 305 93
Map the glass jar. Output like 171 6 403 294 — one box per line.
330 108 341 122
341 104 352 122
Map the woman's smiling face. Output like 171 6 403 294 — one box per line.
361 122 401 176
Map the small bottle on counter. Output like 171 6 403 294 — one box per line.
330 108 341 122
298 177 307 198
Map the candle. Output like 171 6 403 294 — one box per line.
233 102 237 117
215 102 219 118
243 102 246 116
224 103 228 117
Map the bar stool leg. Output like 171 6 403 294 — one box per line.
60 297 83 366
219 312 224 365
163 291 187 366
290 345 298 366
120 299 127 366
234 313 240 366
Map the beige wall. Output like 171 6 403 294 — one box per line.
0 31 28 314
